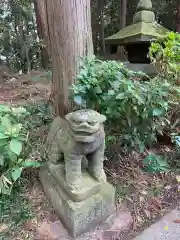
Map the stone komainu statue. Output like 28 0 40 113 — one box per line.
45 109 107 191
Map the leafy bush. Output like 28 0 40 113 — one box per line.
149 32 180 144
149 32 180 83
25 102 54 127
143 154 170 173
0 105 40 195
71 56 179 151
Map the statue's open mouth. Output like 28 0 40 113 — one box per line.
74 131 92 136
71 128 98 135
71 129 98 142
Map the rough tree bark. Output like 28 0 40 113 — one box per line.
43 0 94 117
118 0 127 59
33 0 50 69
91 0 99 55
98 0 105 55
119 0 127 29
176 0 180 33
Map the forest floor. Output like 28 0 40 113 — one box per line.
0 67 179 240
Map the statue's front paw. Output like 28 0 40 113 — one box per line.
91 169 107 182
67 180 84 192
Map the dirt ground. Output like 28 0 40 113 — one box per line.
0 67 51 105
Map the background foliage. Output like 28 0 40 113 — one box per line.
0 0 45 72
149 31 180 82
0 0 179 72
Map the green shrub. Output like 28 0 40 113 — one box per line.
149 32 180 143
25 102 54 127
149 31 180 83
71 56 179 151
143 154 170 173
0 104 40 195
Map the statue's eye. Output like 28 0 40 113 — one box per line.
74 120 82 125
88 121 97 126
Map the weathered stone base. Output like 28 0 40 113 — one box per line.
39 167 116 238
36 211 133 240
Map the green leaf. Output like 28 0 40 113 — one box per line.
74 95 82 105
111 80 120 89
143 154 156 165
139 143 145 153
11 124 22 136
11 107 27 115
0 139 8 147
8 150 18 162
17 158 24 164
0 133 8 139
156 157 169 167
0 155 4 166
143 154 169 173
1 115 12 130
0 126 6 133
0 105 11 113
1 185 13 195
11 167 22 181
152 108 164 116
159 165 170 172
108 90 115 96
93 86 102 94
9 139 22 156
22 160 41 168
116 93 125 100
116 71 124 79
15 135 26 141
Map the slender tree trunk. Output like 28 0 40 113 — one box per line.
118 0 127 60
110 0 114 31
33 0 50 69
91 0 98 55
176 0 180 33
120 0 127 29
98 0 105 55
44 0 93 117
18 22 27 73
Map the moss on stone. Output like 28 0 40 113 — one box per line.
133 10 155 24
105 22 169 43
137 0 152 11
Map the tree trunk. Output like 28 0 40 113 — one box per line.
120 0 127 29
91 0 98 55
98 0 105 55
33 0 50 69
44 0 94 117
176 0 180 33
118 0 127 60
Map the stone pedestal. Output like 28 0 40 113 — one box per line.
39 165 116 238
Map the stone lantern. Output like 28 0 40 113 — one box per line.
105 0 169 64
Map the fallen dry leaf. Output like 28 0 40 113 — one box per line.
0 224 9 233
24 218 37 231
176 176 180 183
